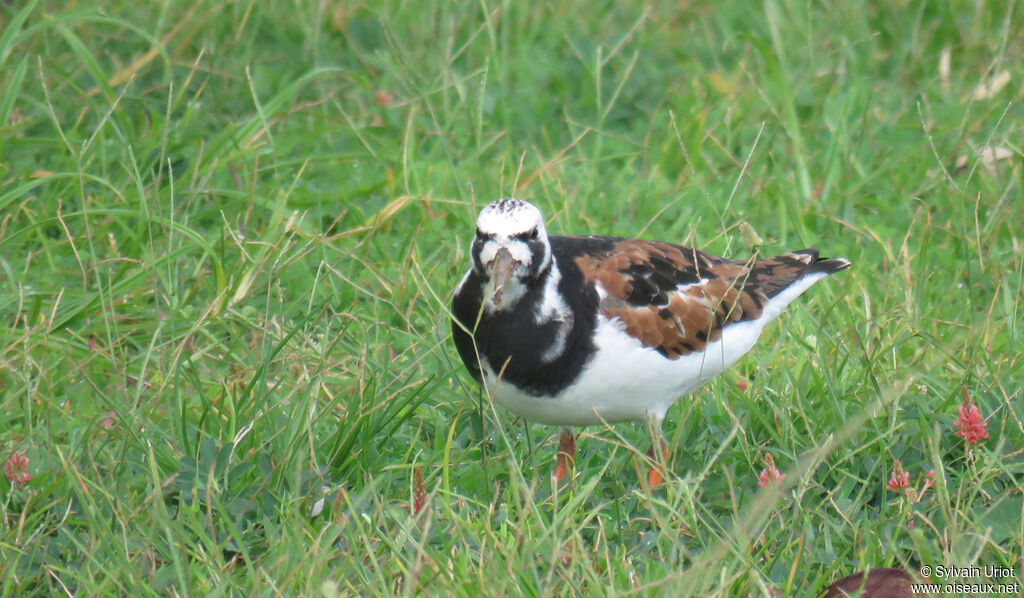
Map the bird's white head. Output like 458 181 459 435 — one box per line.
471 198 552 311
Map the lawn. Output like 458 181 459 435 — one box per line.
1 0 1022 595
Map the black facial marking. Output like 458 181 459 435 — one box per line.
470 235 488 273
451 235 602 398
514 227 540 242
522 238 550 279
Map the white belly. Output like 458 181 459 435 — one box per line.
485 314 766 426
481 271 829 427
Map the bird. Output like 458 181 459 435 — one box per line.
451 198 850 486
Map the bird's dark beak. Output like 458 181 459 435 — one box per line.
490 247 515 308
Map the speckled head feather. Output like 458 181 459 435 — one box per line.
475 198 545 236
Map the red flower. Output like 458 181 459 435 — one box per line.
887 461 909 492
737 379 748 392
99 410 117 430
925 470 936 488
757 452 785 487
954 386 988 445
4 451 33 485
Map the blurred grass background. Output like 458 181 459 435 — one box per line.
0 0 1021 595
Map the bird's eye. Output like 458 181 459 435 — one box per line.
515 228 539 242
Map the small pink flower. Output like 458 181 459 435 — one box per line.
99 410 117 430
954 386 988 445
737 379 748 392
925 470 936 488
887 461 909 492
4 451 33 485
757 452 785 487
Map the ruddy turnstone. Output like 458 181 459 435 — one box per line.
451 198 850 486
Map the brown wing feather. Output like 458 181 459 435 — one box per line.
573 239 836 359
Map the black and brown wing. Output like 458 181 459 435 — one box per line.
561 237 849 359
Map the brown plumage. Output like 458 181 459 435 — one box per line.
822 568 929 598
573 239 840 359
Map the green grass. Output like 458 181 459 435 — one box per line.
1 0 1022 595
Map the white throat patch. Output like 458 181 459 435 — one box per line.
535 262 573 362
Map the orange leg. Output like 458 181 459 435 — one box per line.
553 427 576 483
646 438 669 487
645 414 668 488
